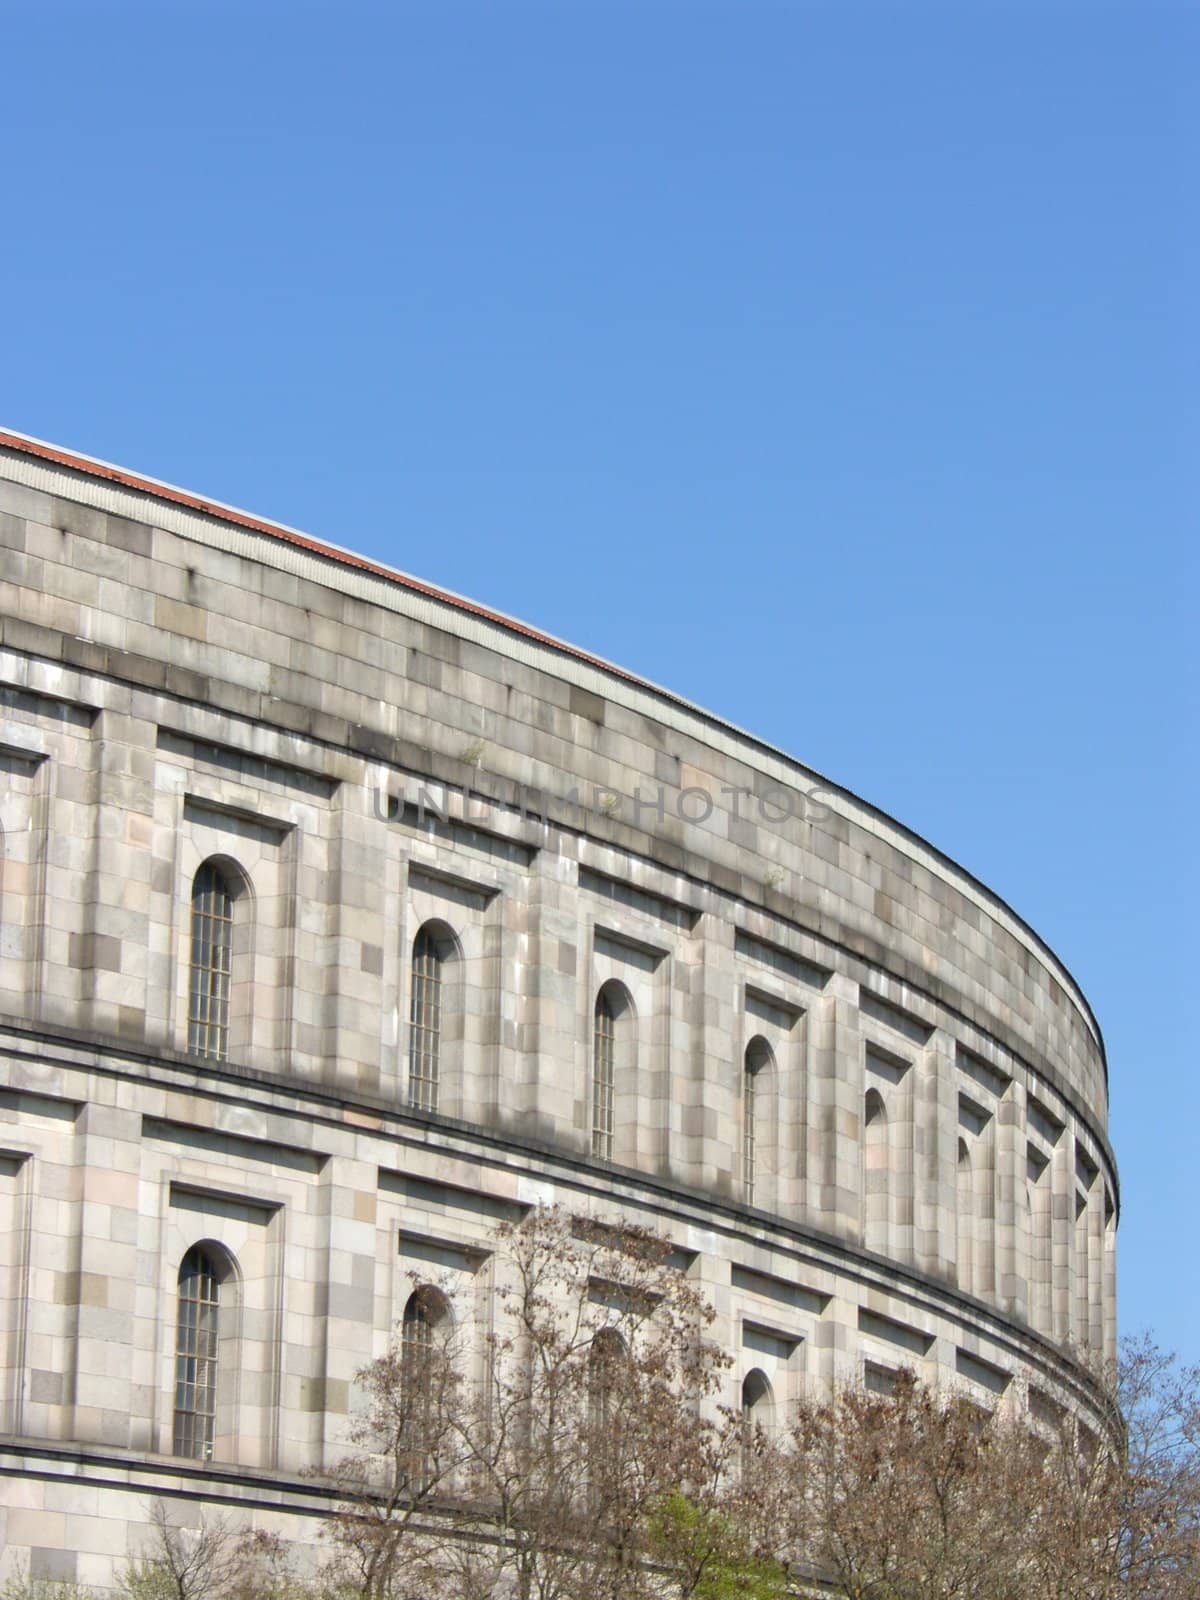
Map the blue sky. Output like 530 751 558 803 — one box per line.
2 2 1195 1363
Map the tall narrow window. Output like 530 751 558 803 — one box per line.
592 989 616 1161
740 1369 772 1473
402 1287 436 1370
189 863 234 1061
589 1326 626 1432
959 1100 996 1299
586 1326 628 1506
401 1288 447 1491
173 1246 219 1460
409 927 443 1112
1027 1144 1052 1333
742 1369 772 1428
863 1089 888 1252
743 1038 773 1206
1074 1191 1091 1346
957 1138 974 1294
744 1060 757 1202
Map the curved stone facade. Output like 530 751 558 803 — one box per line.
0 432 1116 1583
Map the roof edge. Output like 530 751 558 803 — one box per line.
0 426 1107 1077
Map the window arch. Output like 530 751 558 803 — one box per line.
408 923 457 1113
863 1088 889 1252
188 861 238 1061
743 1038 774 1206
173 1245 222 1460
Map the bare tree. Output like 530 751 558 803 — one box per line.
136 1234 1200 1600
1018 1337 1200 1600
120 1503 242 1600
726 1340 1200 1600
757 1370 1031 1600
1117 1334 1200 1597
321 1276 469 1599
324 1206 730 1600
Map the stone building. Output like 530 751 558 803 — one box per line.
0 430 1116 1582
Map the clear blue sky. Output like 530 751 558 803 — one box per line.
2 2 1195 1363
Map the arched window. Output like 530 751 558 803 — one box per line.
863 1088 888 1252
744 1062 756 1201
1074 1190 1091 1346
591 981 636 1166
1026 1144 1052 1333
740 1368 773 1473
173 1246 220 1460
741 1368 772 1428
585 1326 628 1505
188 862 235 1061
957 1138 974 1293
589 1326 627 1431
409 926 448 1112
957 1109 996 1299
400 1287 450 1490
592 989 617 1161
743 1038 773 1206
